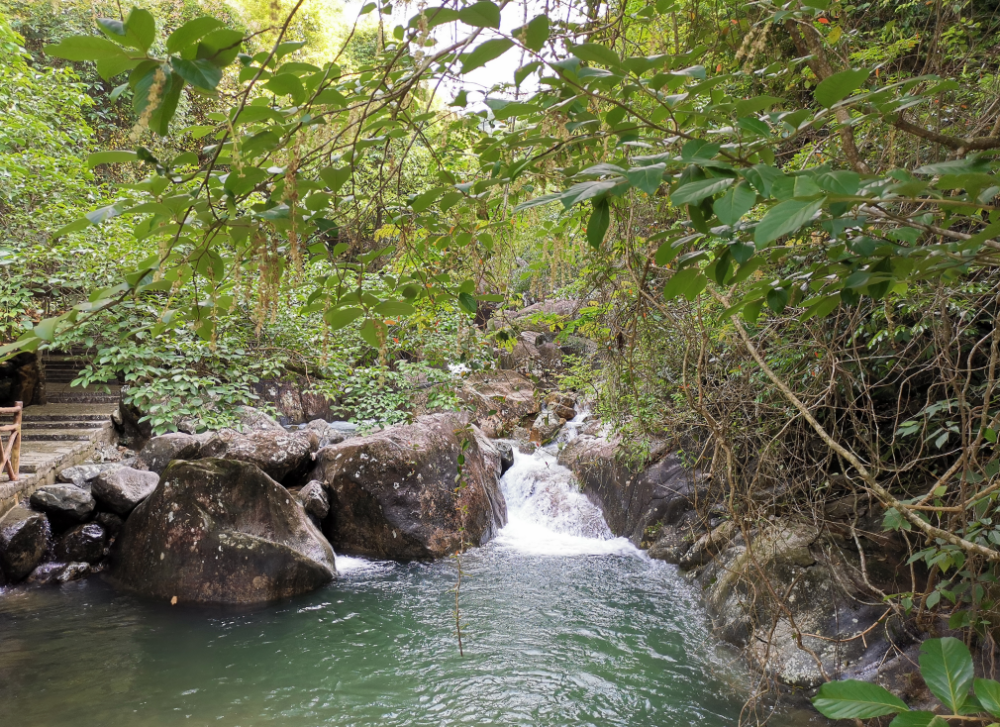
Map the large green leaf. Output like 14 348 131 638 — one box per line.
663 267 707 301
812 680 909 719
515 15 549 52
671 177 734 206
713 182 757 226
814 68 871 107
45 35 128 61
323 307 363 330
920 638 974 713
263 74 305 104
87 151 138 167
626 164 666 196
457 1 500 28
572 43 621 68
166 17 224 54
461 39 513 73
975 679 1000 717
888 712 949 727
125 8 156 53
170 58 222 90
754 197 825 245
587 199 611 249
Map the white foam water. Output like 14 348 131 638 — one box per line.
494 446 639 558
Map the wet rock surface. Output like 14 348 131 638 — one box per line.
27 561 92 585
112 458 336 605
92 466 160 516
28 484 96 526
311 413 506 560
56 523 107 563
199 429 319 484
57 463 122 490
459 371 539 438
0 506 50 582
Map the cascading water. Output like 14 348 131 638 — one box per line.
0 423 810 727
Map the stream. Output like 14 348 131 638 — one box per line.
0 442 805 726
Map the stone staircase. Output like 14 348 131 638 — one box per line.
0 352 121 514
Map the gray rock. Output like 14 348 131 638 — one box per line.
29 484 95 525
296 480 329 520
0 506 50 582
536 342 565 370
92 466 160 516
137 433 203 474
305 419 348 448
56 523 107 563
111 459 337 605
236 406 284 431
327 421 360 434
57 462 122 490
199 429 319 483
495 441 515 476
530 409 564 444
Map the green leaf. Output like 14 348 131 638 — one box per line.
765 287 789 313
458 292 478 314
812 680 908 719
714 182 757 226
920 638 974 714
587 199 611 249
814 68 871 107
627 164 666 195
373 301 416 316
975 678 1000 717
30 317 60 342
411 187 443 212
166 17 224 54
53 218 92 239
816 170 861 196
517 15 549 52
663 267 706 301
45 35 128 61
125 8 156 53
754 197 825 245
358 319 385 348
734 95 783 116
87 151 138 167
572 43 621 68
461 39 513 73
170 58 222 90
458 1 501 28
263 74 305 104
323 307 364 330
888 712 949 727
671 177 734 206
319 165 352 192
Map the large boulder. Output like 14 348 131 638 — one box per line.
136 433 203 474
111 459 336 605
57 462 122 490
558 434 704 544
92 467 160 516
459 371 539 438
200 429 319 484
311 413 506 560
0 506 50 581
29 484 95 526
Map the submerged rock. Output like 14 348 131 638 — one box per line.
92 467 160 516
311 413 506 560
56 523 107 564
0 506 50 582
111 458 336 605
29 484 95 526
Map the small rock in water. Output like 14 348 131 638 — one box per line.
56 523 107 564
530 409 565 445
92 466 160 516
495 441 515 476
29 484 95 526
27 561 92 585
0 506 50 582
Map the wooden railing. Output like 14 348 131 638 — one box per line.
0 402 22 481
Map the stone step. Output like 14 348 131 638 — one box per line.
21 428 108 442
46 395 122 403
22 413 116 422
22 420 106 429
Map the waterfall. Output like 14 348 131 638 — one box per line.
494 445 639 557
